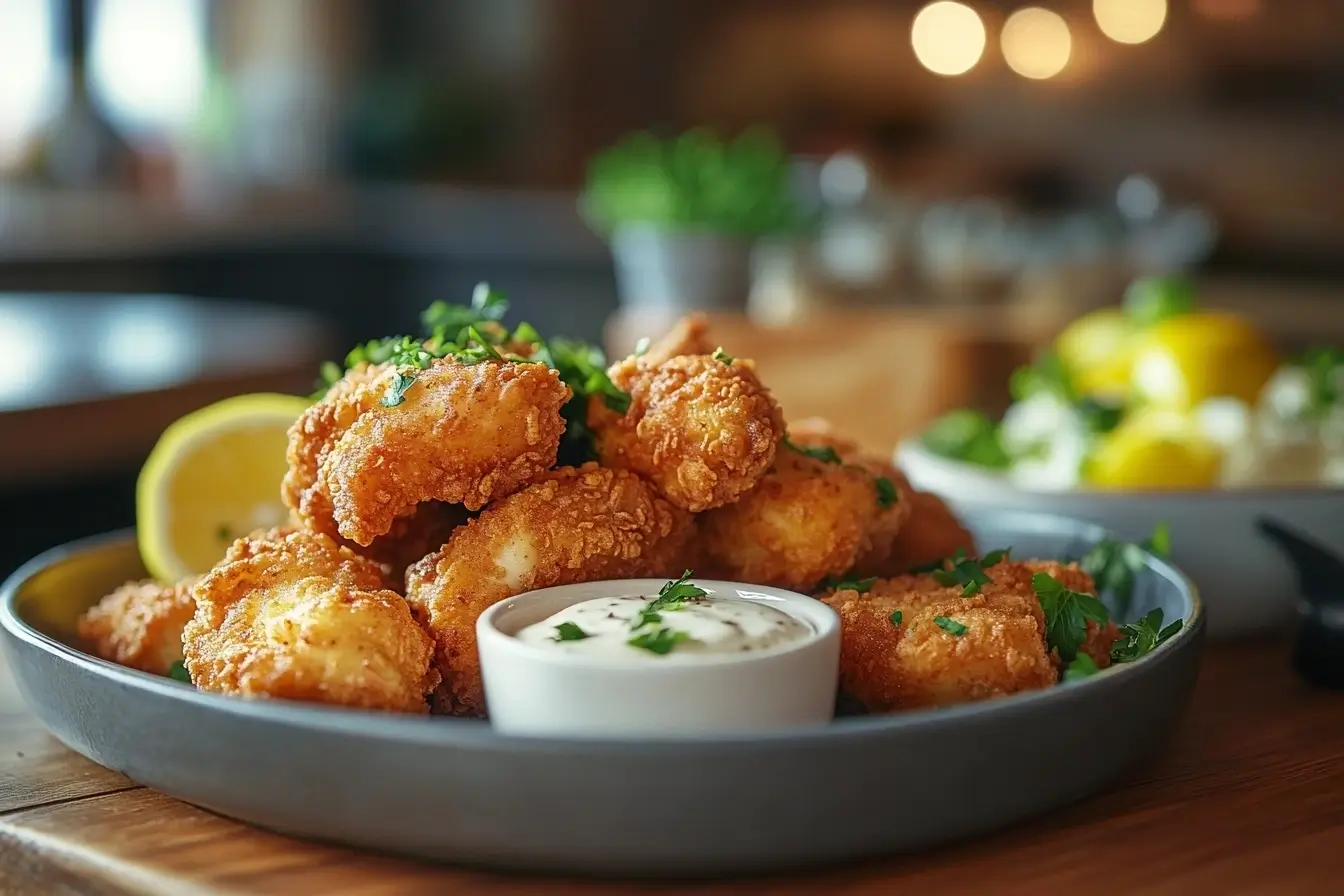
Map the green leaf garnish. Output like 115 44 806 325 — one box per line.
167 661 191 683
380 370 418 407
1064 653 1100 681
1298 346 1344 420
1123 275 1196 328
711 347 734 364
930 548 1009 597
1079 523 1170 617
826 575 877 594
889 610 902 627
1032 573 1110 663
1009 349 1075 404
875 476 898 509
648 570 708 612
553 622 590 642
422 282 509 335
453 326 506 365
1143 521 1172 558
933 616 967 636
1110 608 1182 663
1076 396 1125 436
548 338 631 415
920 409 1011 470
628 627 692 655
783 437 842 465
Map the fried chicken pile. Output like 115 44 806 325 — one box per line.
77 298 1115 717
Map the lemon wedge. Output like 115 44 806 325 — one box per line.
1129 311 1279 410
1085 410 1223 490
137 393 309 582
1054 308 1135 398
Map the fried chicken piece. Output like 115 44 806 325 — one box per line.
77 579 197 675
283 364 466 574
881 490 978 576
320 358 571 545
821 560 1063 712
787 418 913 578
821 560 1116 713
589 354 785 512
183 528 439 713
637 313 716 366
405 463 691 716
693 446 885 592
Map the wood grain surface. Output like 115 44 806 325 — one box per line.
3 640 1343 894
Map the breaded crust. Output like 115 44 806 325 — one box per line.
183 529 439 713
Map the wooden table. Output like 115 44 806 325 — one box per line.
3 641 1342 894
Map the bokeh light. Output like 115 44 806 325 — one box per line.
1093 0 1167 45
911 2 987 77
1001 8 1072 81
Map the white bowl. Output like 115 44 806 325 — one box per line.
476 579 841 739
898 440 1344 641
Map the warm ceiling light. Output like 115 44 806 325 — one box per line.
911 2 987 77
1093 0 1166 45
1001 7 1072 81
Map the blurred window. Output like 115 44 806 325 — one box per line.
88 0 208 137
0 0 62 166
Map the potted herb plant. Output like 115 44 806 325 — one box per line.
581 127 804 312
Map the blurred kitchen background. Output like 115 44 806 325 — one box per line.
1 0 1342 572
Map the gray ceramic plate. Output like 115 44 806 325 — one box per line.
0 512 1204 877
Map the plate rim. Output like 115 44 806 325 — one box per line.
0 516 1204 753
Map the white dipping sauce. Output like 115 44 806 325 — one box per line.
514 594 811 659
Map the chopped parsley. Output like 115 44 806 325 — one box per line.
711 347 734 364
930 548 1009 597
1298 346 1344 420
553 622 590 642
783 436 842 465
380 370 418 407
889 610 902 627
933 616 966 636
421 282 509 335
167 661 191 683
875 476 898 509
628 627 692 655
1064 653 1100 682
1076 396 1125 436
1031 572 1110 663
825 575 877 594
1111 608 1182 663
1009 348 1075 403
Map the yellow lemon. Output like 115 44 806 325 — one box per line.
1085 412 1223 490
1055 308 1135 397
1129 311 1279 410
137 393 309 582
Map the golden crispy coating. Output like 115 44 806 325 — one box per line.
183 529 439 713
321 358 571 545
822 561 1061 712
880 490 978 577
77 579 197 675
638 313 716 367
821 559 1115 713
405 463 691 716
590 354 785 512
283 364 465 574
787 418 913 578
694 447 884 592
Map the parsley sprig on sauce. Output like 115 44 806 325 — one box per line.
552 622 590 642
626 571 705 655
